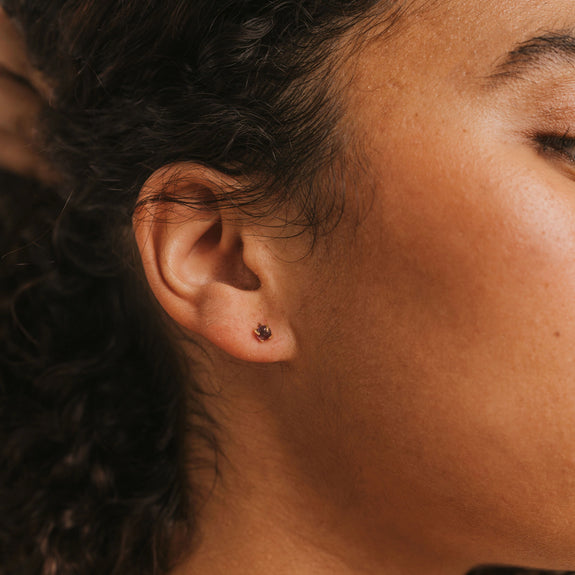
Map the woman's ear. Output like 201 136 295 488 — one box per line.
133 163 297 363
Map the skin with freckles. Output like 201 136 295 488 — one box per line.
134 1 575 574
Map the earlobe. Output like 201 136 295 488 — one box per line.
133 163 297 363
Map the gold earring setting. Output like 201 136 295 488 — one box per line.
254 323 272 342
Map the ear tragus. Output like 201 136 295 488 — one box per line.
200 219 262 291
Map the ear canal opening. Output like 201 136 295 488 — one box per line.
195 220 223 254
219 237 262 291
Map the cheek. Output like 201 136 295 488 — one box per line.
330 134 575 562
368 142 575 378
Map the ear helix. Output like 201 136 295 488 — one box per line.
254 323 272 342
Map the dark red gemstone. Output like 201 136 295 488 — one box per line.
254 323 272 342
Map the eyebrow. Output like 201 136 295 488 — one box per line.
488 31 575 84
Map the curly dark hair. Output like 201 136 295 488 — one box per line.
0 1 398 573
2 2 572 575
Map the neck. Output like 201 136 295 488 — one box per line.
169 352 472 575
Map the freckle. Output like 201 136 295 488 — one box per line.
554 331 561 338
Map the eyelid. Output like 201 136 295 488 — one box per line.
535 131 575 166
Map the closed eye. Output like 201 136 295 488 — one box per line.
536 131 575 164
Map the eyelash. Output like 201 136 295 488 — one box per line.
536 130 575 164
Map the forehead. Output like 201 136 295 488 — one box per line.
363 0 575 78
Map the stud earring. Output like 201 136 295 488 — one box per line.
254 323 272 342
